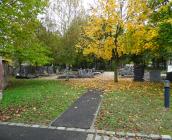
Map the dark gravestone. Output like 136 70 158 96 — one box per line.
166 72 172 82
134 65 144 81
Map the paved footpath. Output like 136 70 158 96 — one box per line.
0 124 87 140
51 90 102 129
1 123 171 140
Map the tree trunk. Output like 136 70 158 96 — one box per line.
114 60 119 82
65 64 69 81
114 67 118 82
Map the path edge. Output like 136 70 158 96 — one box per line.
90 94 102 129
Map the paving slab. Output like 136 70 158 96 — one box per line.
0 124 87 140
51 90 102 129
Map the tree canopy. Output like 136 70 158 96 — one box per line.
0 0 50 65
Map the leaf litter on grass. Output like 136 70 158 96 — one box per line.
65 77 172 135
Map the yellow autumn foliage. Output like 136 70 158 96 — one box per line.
77 0 157 60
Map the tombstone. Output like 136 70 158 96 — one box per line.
167 65 172 82
149 70 161 82
0 57 3 100
56 68 59 74
47 66 54 74
78 69 84 77
64 66 70 80
78 69 94 78
144 72 150 81
78 68 83 76
119 66 134 76
134 65 144 81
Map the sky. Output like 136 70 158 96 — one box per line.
38 0 96 32
82 0 95 10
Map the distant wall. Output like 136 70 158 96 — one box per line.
0 57 3 92
15 65 55 76
2 60 13 89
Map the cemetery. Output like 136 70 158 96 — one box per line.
0 0 172 140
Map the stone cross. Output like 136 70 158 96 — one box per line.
0 57 3 100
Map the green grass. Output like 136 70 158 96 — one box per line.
96 86 172 135
0 79 84 125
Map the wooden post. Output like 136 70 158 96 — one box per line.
0 57 3 100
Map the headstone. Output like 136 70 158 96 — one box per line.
150 70 161 82
47 66 54 74
119 66 134 76
56 68 59 74
144 72 150 81
0 57 3 100
134 65 144 81
167 65 172 72
65 66 69 80
78 69 86 77
78 68 82 76
166 72 172 82
78 69 94 78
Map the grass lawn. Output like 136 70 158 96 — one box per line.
95 82 172 135
0 79 84 125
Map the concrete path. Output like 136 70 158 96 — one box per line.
0 122 171 140
0 124 87 140
51 90 102 129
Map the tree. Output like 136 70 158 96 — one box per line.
0 0 49 66
40 0 86 66
36 25 62 66
59 16 86 65
120 24 158 64
0 0 46 52
78 0 152 82
146 0 172 69
40 0 84 34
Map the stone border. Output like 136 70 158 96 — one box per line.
90 94 103 129
0 122 171 140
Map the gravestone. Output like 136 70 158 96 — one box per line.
119 66 134 76
0 57 3 100
150 70 161 82
144 72 150 81
144 70 161 82
134 65 144 81
78 69 94 78
47 66 54 74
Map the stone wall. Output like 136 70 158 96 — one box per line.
0 57 3 100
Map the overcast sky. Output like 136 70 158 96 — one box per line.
83 0 95 10
38 0 96 32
